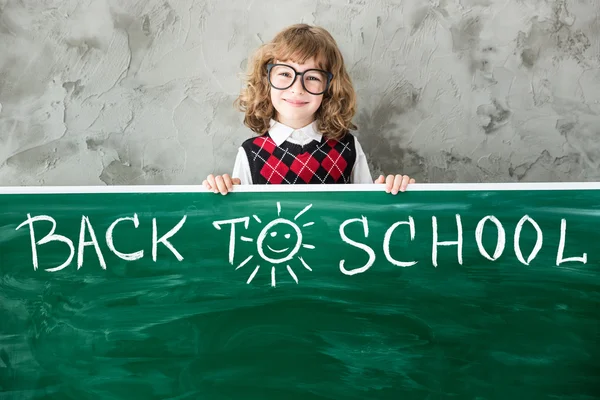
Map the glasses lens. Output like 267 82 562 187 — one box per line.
269 65 295 89
302 70 329 94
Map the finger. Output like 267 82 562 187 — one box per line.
385 174 394 193
410 178 416 184
206 174 218 193
215 175 228 195
400 175 411 192
232 178 241 185
392 174 403 195
202 179 211 190
222 174 233 192
374 175 385 184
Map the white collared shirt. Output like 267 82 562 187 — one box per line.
232 120 374 184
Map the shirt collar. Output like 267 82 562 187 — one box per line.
268 119 322 146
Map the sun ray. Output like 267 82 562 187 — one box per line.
253 215 262 223
277 202 281 216
240 236 253 242
271 266 276 287
302 221 314 227
247 265 260 284
286 265 298 284
294 204 313 221
236 255 253 270
302 244 315 249
298 256 312 271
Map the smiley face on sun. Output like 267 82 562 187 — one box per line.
257 218 302 263
230 202 315 287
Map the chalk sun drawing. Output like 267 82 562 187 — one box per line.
213 202 315 287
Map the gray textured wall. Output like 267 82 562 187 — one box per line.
0 0 599 186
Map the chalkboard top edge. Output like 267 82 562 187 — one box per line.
1 182 600 194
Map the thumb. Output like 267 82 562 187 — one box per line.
232 178 241 185
374 175 385 184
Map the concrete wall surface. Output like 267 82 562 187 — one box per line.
0 0 599 186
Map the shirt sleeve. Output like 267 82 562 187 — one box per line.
351 137 374 184
231 147 253 185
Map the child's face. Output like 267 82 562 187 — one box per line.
270 58 324 128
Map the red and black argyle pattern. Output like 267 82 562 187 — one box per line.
241 133 357 184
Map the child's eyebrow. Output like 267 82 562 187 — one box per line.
280 61 325 71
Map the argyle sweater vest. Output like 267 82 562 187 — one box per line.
241 133 357 184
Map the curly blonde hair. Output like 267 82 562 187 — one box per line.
235 24 357 140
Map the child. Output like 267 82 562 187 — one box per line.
203 23 415 195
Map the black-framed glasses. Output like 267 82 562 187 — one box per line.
267 63 333 95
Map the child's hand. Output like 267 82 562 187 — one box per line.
375 174 416 195
203 174 241 195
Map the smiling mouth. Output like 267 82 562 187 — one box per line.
267 245 290 253
283 99 308 105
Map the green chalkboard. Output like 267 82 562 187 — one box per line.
1 183 599 399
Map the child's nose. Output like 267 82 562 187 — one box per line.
290 75 304 93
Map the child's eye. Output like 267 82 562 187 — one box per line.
279 72 292 77
307 76 322 82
